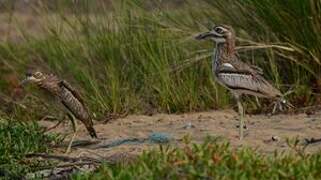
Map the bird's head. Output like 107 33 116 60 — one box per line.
20 70 46 86
195 25 234 43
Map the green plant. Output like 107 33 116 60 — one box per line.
0 118 58 178
73 138 321 179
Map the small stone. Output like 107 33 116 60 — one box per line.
236 124 247 130
149 132 172 143
305 110 315 116
200 128 208 132
183 122 195 129
157 118 163 122
272 136 280 141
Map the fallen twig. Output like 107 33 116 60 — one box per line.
30 162 99 172
25 153 103 164
95 138 145 149
304 138 321 145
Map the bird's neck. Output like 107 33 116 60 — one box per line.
213 38 235 71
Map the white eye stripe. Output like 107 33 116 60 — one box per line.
222 63 235 69
214 26 227 34
210 25 229 37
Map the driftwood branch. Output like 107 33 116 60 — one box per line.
304 138 321 145
25 152 137 179
25 153 104 164
31 162 99 172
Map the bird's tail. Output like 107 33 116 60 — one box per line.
85 125 98 138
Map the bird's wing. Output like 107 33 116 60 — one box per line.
217 72 281 98
59 80 85 105
217 56 281 98
219 55 263 76
218 62 256 76
59 80 97 138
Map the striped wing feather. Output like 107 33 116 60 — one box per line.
59 80 97 138
59 80 85 105
216 59 281 98
217 73 280 97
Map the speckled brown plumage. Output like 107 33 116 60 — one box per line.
196 25 286 140
30 73 97 138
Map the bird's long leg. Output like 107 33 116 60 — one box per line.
65 112 77 154
235 94 244 140
255 97 261 108
271 102 277 115
271 99 290 114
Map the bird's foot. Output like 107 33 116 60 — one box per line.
270 99 294 115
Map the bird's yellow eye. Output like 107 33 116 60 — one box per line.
34 72 43 78
215 27 224 34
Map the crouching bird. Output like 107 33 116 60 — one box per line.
20 70 97 153
195 25 291 140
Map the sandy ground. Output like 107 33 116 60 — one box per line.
38 110 321 160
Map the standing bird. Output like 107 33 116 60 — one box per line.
196 25 287 140
20 70 97 152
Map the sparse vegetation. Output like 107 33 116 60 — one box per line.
0 118 58 178
73 138 321 179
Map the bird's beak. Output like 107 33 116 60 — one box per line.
195 31 216 40
20 76 36 86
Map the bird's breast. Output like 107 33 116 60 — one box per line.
39 83 61 96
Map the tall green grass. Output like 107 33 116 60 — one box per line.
0 0 320 119
201 0 321 106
